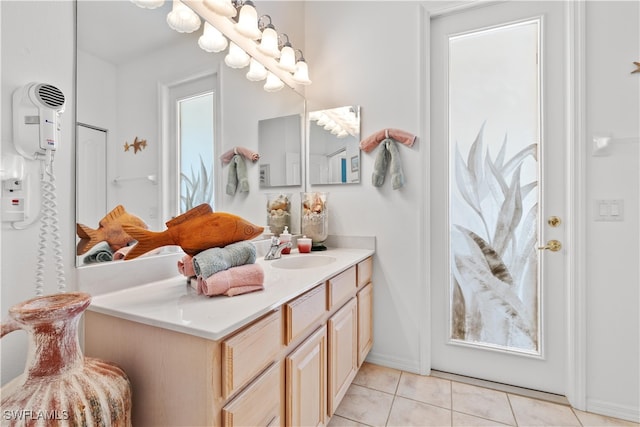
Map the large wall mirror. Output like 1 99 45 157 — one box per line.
75 1 305 267
308 106 361 185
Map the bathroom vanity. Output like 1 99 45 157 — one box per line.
83 248 374 426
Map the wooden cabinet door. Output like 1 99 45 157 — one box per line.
357 283 373 366
327 298 358 416
286 326 327 427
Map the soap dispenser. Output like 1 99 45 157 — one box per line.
262 225 274 240
279 226 291 254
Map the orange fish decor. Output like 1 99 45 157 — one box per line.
122 203 264 260
76 205 148 255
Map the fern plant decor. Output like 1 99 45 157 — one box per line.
450 123 539 353
181 155 213 213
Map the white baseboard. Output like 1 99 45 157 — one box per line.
364 351 420 374
587 398 640 423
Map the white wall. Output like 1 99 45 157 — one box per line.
304 1 425 372
584 2 640 420
1 1 638 421
303 0 639 421
1 1 76 384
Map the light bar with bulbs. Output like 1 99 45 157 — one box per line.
131 0 311 92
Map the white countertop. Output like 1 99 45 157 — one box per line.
87 247 374 341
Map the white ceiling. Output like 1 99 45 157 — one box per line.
77 1 190 65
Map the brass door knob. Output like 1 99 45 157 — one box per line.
548 216 561 227
538 240 562 252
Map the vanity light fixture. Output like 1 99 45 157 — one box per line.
131 0 165 9
167 0 201 33
277 34 296 73
224 41 251 68
203 0 237 18
292 49 312 85
263 72 284 92
133 0 311 91
198 22 229 52
256 15 280 58
234 0 261 40
246 58 268 81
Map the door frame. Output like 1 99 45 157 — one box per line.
158 67 222 224
418 0 587 410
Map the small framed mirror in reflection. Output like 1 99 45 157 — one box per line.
258 114 303 188
308 106 361 185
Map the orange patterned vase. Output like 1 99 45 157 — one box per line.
1 292 132 426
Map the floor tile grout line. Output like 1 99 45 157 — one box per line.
449 378 454 427
384 371 403 427
506 392 519 426
570 406 585 427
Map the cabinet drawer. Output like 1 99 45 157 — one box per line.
285 283 326 344
327 266 356 311
223 362 281 427
357 257 373 288
222 309 282 399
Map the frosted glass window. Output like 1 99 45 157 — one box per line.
448 19 541 354
178 92 215 213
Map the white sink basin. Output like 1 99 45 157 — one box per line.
271 255 337 270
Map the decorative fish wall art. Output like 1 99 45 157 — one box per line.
122 203 264 260
76 205 148 255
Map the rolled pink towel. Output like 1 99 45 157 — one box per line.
197 264 264 297
220 146 260 164
113 245 162 260
113 246 132 260
359 128 417 153
178 254 195 277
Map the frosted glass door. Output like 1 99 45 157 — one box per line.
430 0 567 394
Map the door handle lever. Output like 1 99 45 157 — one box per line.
538 240 562 252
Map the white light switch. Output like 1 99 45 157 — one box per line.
595 199 624 221
599 202 609 216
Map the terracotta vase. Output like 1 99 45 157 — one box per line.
1 292 132 426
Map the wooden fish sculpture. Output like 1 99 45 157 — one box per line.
122 203 264 260
76 205 148 255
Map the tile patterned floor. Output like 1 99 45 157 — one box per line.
328 363 640 427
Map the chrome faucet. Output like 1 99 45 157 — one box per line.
264 236 292 260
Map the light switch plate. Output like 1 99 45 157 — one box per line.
595 199 624 221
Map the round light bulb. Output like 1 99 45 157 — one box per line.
277 45 296 73
257 26 280 58
292 61 312 85
264 72 284 92
246 58 268 81
235 3 261 40
198 22 228 53
132 0 164 9
225 42 250 68
167 0 201 33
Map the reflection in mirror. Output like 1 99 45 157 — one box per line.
308 106 361 185
75 0 213 267
258 114 302 187
75 1 305 267
170 75 216 214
